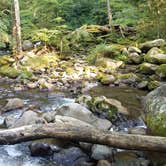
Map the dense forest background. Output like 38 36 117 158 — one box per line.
0 0 166 50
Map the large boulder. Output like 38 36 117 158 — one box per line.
144 47 166 64
143 84 166 136
55 103 112 130
139 39 165 53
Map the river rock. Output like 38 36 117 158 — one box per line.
97 160 112 166
12 110 46 128
156 64 166 79
128 46 142 54
138 62 158 74
128 52 143 64
96 58 124 71
137 81 148 89
0 116 5 128
22 40 34 51
91 96 128 116
54 115 94 129
113 151 150 166
116 73 140 86
76 95 92 108
139 39 165 52
55 103 112 130
2 98 24 112
147 81 160 91
4 116 16 128
100 75 116 85
29 142 54 156
91 144 113 160
144 47 166 64
143 84 166 136
52 147 90 166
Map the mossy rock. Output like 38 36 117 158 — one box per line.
60 61 74 69
22 54 58 70
156 64 166 79
0 65 20 78
19 68 34 80
90 96 118 120
65 68 75 74
100 75 116 85
139 39 165 53
86 44 125 64
138 62 158 74
95 58 124 71
0 56 15 66
148 81 160 91
117 73 139 80
146 113 166 137
143 85 166 136
144 47 166 64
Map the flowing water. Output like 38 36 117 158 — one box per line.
0 83 148 166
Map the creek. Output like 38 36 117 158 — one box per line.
0 83 148 166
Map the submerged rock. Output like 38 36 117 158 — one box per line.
2 98 24 112
29 142 54 156
143 84 166 136
52 147 90 166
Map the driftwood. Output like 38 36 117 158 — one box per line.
0 123 166 152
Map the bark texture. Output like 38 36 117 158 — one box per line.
0 123 166 152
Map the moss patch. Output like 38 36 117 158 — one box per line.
0 65 20 78
156 64 166 78
146 113 166 137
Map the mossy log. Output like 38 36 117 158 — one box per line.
0 123 166 152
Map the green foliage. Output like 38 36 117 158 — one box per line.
86 44 126 64
137 0 166 39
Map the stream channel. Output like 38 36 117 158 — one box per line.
0 82 148 166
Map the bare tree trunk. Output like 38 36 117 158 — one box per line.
0 123 166 152
107 0 112 30
13 0 22 59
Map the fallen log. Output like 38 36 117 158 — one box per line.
0 123 166 152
